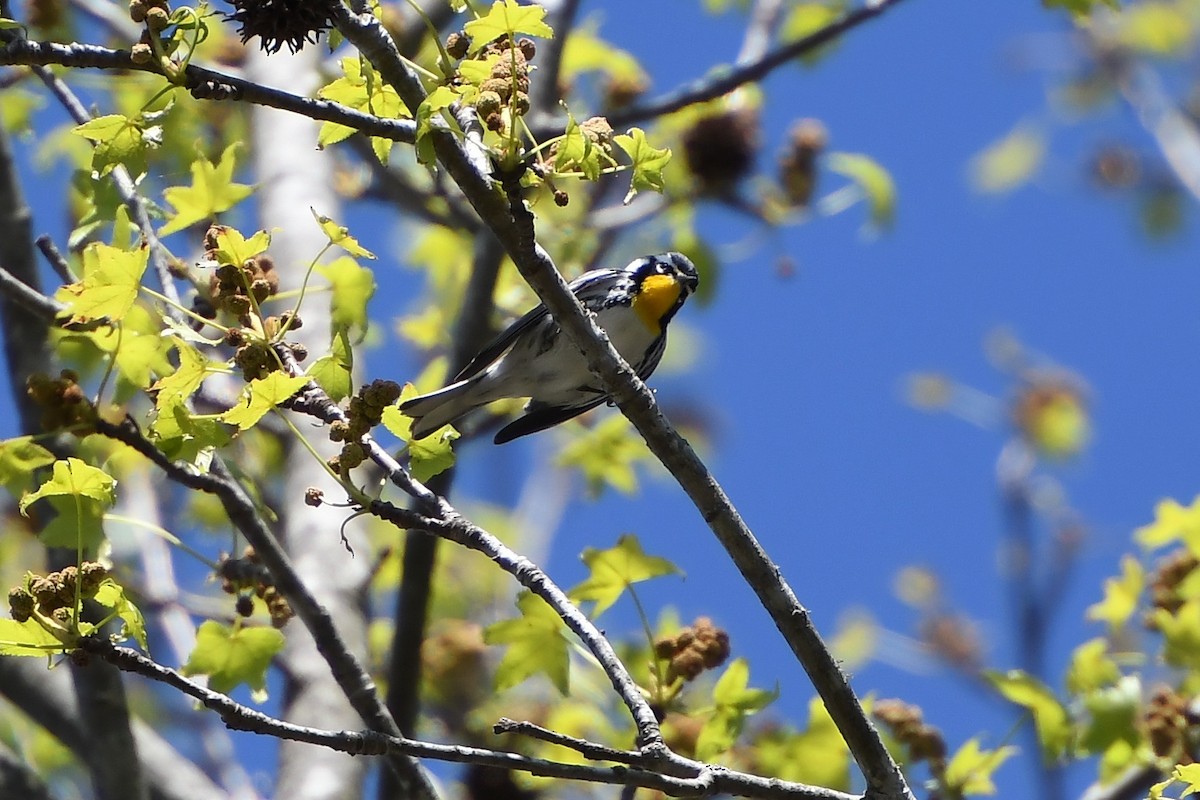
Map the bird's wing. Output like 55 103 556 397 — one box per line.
453 269 623 381
493 397 607 444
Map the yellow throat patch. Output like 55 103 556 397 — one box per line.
632 274 682 333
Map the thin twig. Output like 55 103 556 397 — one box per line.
608 0 910 129
30 64 181 311
35 235 73 283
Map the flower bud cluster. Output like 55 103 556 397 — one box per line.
873 699 947 772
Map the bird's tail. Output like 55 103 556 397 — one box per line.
399 378 479 440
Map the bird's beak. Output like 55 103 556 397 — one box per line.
681 271 699 293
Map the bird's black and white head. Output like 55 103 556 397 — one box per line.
628 252 699 333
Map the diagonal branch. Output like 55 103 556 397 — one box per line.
329 6 914 798
608 0 910 128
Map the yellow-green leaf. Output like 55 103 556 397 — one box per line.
0 618 67 656
569 534 680 617
318 256 376 336
312 210 376 259
20 458 115 515
72 113 158 178
56 242 149 324
484 591 569 694
1085 555 1143 632
1065 638 1121 695
221 373 309 430
826 151 896 229
615 127 671 202
382 385 458 482
211 227 271 267
943 738 1017 796
151 341 210 411
0 437 57 498
557 413 654 497
970 124 1045 194
984 670 1072 760
1136 495 1200 553
308 328 354 402
159 144 254 236
93 578 149 650
464 0 553 52
182 620 284 699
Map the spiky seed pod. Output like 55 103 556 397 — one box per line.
682 108 760 192
223 0 338 55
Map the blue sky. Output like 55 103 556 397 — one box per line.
6 1 1200 797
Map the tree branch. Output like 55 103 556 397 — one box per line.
328 6 913 797
607 0 910 129
82 636 858 800
0 39 416 144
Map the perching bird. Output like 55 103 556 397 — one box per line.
401 252 699 444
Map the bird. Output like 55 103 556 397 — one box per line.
400 252 699 445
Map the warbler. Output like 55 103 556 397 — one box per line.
401 252 699 444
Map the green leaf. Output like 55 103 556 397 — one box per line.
569 534 680 617
383 385 459 482
0 618 67 656
317 256 376 336
1079 675 1140 755
0 437 57 498
159 144 254 236
312 210 376 259
39 495 107 550
414 86 458 166
182 620 284 699
697 659 777 761
308 328 354 402
826 151 896 229
409 426 459 482
943 738 1017 796
0 18 25 29
150 398 233 468
211 226 271 267
151 341 210 411
615 127 671 202
464 0 553 51
317 57 407 159
1153 599 1200 671
560 27 644 85
221 373 309 430
984 670 1072 760
555 114 604 181
20 458 116 515
557 413 654 497
1085 555 1143 632
711 657 777 712
748 697 850 789
56 242 149 324
484 591 569 694
969 124 1045 194
72 113 158 178
93 578 149 650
